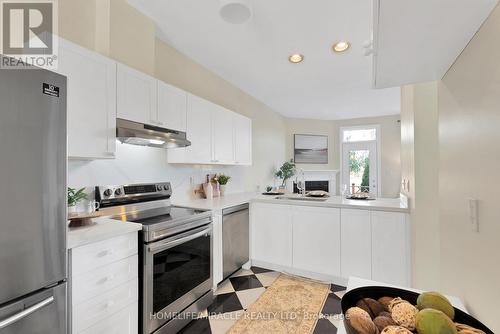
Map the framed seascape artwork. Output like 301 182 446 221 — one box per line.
294 134 328 164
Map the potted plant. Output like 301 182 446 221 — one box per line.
216 174 231 196
67 187 87 214
275 159 296 193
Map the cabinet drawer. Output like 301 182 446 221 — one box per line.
72 255 138 304
71 233 138 275
78 302 138 334
73 279 138 332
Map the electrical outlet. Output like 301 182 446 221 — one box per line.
468 198 479 232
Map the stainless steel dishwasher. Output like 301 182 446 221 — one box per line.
222 203 250 279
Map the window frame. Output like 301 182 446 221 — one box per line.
339 125 382 197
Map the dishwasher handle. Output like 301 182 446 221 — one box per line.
222 203 249 216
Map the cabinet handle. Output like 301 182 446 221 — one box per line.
102 300 115 310
97 249 114 258
97 275 115 285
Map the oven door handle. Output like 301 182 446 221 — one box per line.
147 227 211 253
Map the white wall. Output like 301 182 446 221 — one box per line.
60 0 286 194
68 143 249 200
438 3 500 331
401 82 440 291
285 115 401 197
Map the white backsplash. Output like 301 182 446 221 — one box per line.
68 142 249 200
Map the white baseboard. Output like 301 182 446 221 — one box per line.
251 259 349 287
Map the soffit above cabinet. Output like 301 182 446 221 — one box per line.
373 0 498 88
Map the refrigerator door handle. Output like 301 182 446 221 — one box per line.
0 296 54 330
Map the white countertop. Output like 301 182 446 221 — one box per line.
336 277 466 334
172 192 257 211
252 194 409 213
172 192 409 213
67 217 142 249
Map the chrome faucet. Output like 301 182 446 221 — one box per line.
296 169 306 196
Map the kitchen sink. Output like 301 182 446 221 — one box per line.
274 195 328 202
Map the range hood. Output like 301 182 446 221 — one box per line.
116 118 191 148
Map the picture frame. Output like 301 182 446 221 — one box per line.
294 134 328 164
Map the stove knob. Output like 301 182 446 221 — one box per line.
114 188 122 196
103 189 112 197
156 185 163 191
164 185 169 190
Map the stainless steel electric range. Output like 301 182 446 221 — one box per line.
96 182 214 334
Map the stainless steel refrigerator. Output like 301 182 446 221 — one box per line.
0 63 67 333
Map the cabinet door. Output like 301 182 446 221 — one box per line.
212 107 234 164
293 206 341 276
233 114 252 165
117 63 157 125
341 209 372 279
157 81 187 131
79 303 137 334
184 94 213 163
250 203 292 267
58 40 116 159
371 211 409 286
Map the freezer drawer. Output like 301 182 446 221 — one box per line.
222 204 250 279
0 283 66 334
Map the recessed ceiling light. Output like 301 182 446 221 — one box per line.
289 54 304 63
332 41 351 53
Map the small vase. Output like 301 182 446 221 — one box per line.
220 185 226 196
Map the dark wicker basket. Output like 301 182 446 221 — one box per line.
341 286 493 334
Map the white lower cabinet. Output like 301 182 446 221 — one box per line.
292 206 341 277
251 203 293 267
69 232 139 334
371 211 409 286
340 209 372 280
250 203 410 286
79 303 138 334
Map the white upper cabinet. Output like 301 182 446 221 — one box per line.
167 94 252 165
58 39 117 159
117 63 157 125
157 81 187 132
183 94 213 164
372 0 497 88
212 106 234 164
233 113 252 165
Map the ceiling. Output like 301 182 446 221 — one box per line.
128 0 401 120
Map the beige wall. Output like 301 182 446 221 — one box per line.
401 4 500 331
154 40 287 191
285 115 401 197
401 83 440 291
58 0 286 191
438 4 500 331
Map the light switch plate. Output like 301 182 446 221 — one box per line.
468 198 479 232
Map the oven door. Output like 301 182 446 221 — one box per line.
143 224 213 334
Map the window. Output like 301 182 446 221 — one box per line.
340 126 380 196
342 128 377 142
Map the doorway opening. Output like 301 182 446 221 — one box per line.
340 126 381 197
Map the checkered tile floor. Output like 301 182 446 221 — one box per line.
179 266 346 334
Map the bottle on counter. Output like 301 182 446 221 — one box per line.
203 174 213 199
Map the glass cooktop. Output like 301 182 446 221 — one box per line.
124 206 207 226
